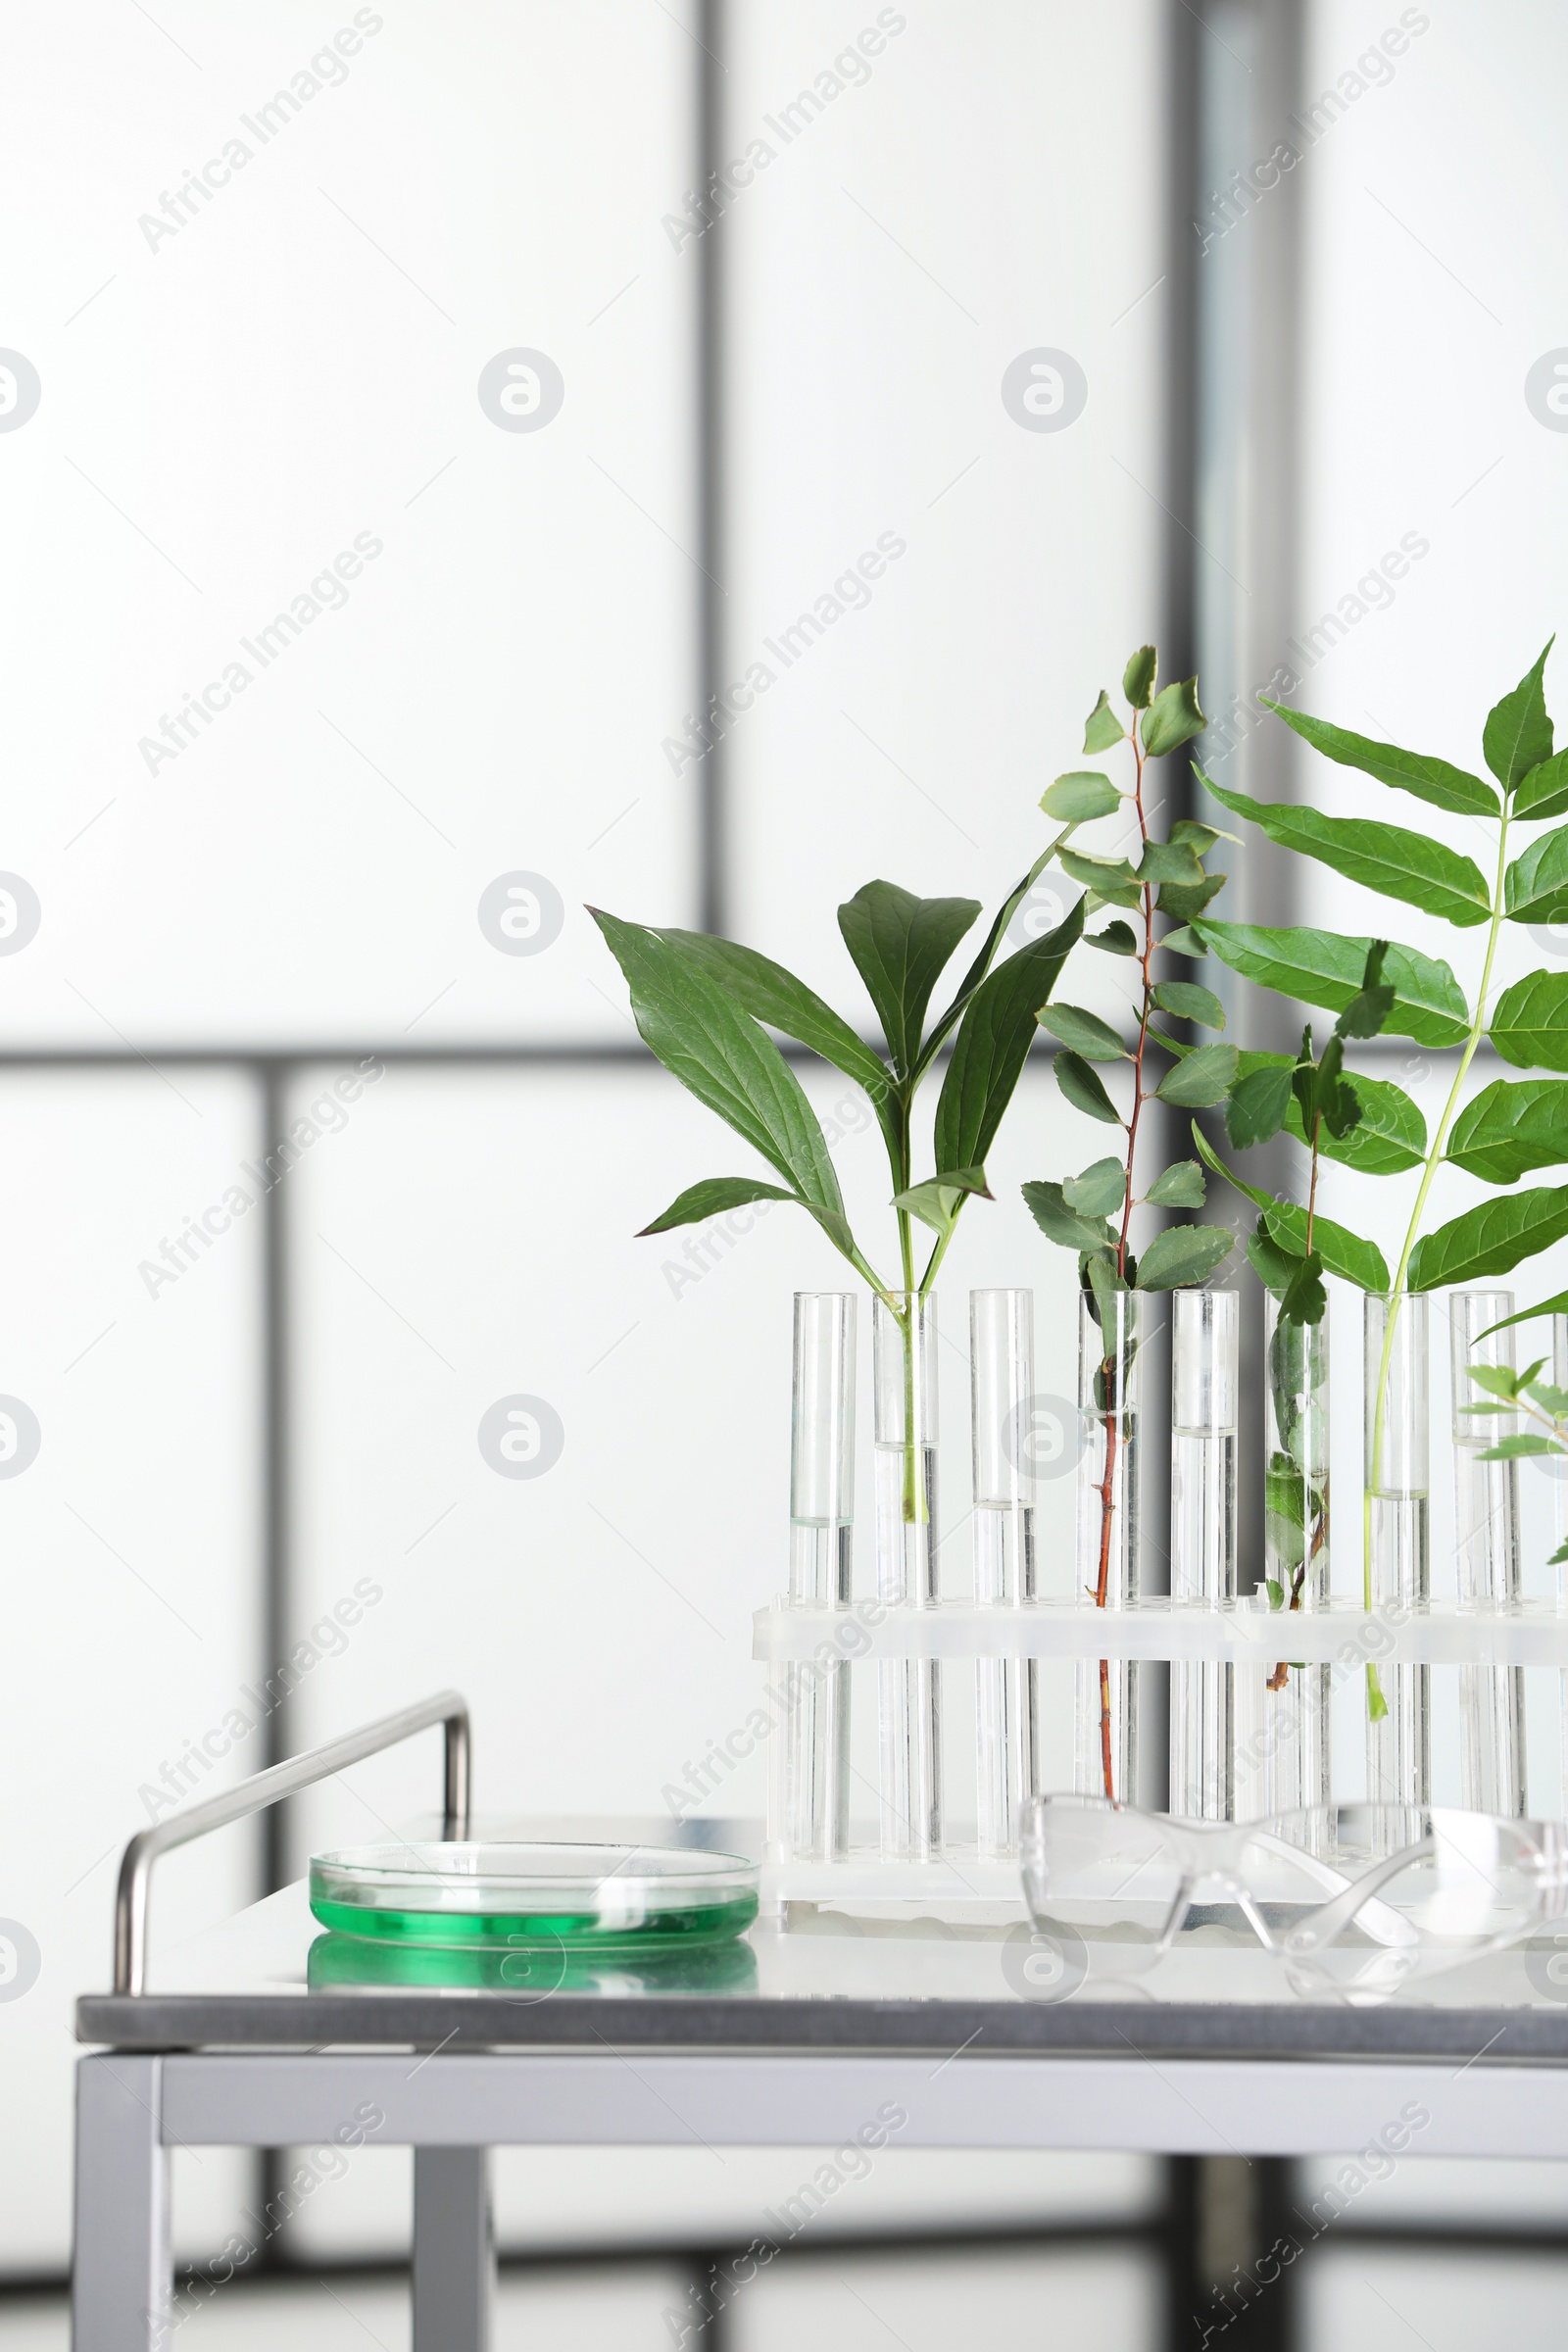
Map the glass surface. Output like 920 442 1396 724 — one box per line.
309 1842 760 1951
1170 1290 1239 1821
971 1289 1039 1858
1451 1289 1526 1815
1075 1292 1141 1806
873 1294 942 1860
780 1294 856 1863
1365 1294 1432 1809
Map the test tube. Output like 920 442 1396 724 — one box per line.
1451 1289 1525 1815
873 1292 941 1859
781 1293 856 1860
1170 1288 1239 1819
971 1289 1038 1857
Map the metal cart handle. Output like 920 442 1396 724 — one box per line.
113 1689 470 1994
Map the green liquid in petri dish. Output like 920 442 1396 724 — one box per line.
309 1892 759 1952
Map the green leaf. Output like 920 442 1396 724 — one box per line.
639 1176 799 1236
1266 1461 1308 1520
1266 1200 1388 1293
1192 919 1469 1048
1141 677 1205 759
1192 1125 1390 1289
1265 1579 1286 1610
932 906 1086 1176
1154 1043 1241 1107
1467 1363 1523 1403
1063 1156 1127 1216
1504 826 1568 924
1036 1004 1127 1061
1259 699 1499 817
1408 1185 1568 1293
1137 839 1205 889
892 1167 993 1237
1134 1223 1234 1290
1513 747 1568 824
1082 691 1125 754
1525 1377 1568 1416
1279 1250 1328 1326
1248 1217 1299 1297
1085 1247 1131 1337
1154 871 1227 922
1059 848 1142 906
592 910 849 1225
1054 1050 1122 1124
1483 638 1555 794
1145 1160 1206 1208
1023 1180 1113 1254
1334 940 1396 1040
1491 970 1568 1071
1160 924 1205 957
1043 769 1121 822
1152 980 1225 1029
657 928 896 1153
1123 646 1157 709
1170 818 1226 855
1289 1067 1425 1175
1200 768 1492 929
1479 1436 1557 1460
837 882 980 1078
1446 1079 1568 1183
1086 920 1139 956
1474 1289 1568 1343
1226 1063 1294 1149
1294 1032 1361 1143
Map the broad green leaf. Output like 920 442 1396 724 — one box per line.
659 928 897 1154
1475 1289 1568 1343
1289 1067 1424 1176
932 906 1085 1176
1483 639 1554 794
1526 1378 1568 1416
1022 1180 1113 1254
1266 1200 1388 1293
1171 818 1226 854
1249 1217 1299 1295
1134 1223 1234 1289
1408 1184 1568 1293
1334 941 1396 1040
1192 1124 1390 1289
1491 969 1568 1071
1043 769 1121 822
1059 848 1142 906
1145 1160 1206 1207
1479 1435 1558 1460
1064 1156 1127 1216
1141 677 1205 759
1227 1063 1294 1149
639 1176 798 1236
1468 1363 1523 1402
1137 839 1205 889
1259 699 1498 817
1193 918 1469 1048
1266 1462 1308 1520
1200 768 1492 929
1504 826 1568 924
1279 1250 1328 1326
1123 645 1157 708
1265 1578 1287 1610
1036 1003 1126 1061
837 882 979 1077
1293 1032 1361 1143
1160 924 1205 957
1155 1043 1240 1107
1154 872 1227 921
593 910 847 1221
1083 691 1125 753
1152 980 1225 1029
1447 1079 1568 1183
1086 920 1138 956
1054 1050 1122 1124
1514 747 1568 824
892 1167 993 1236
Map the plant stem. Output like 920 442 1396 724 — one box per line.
1363 808 1512 1696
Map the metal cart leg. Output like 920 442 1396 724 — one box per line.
73 2055 171 2352
413 2145 493 2352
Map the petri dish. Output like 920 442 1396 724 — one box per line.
307 1929 760 1994
309 1840 760 1952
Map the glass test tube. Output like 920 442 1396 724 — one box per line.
1451 1288 1526 1815
1170 1288 1239 1820
780 1293 856 1861
1073 1290 1141 1807
1553 1314 1568 1816
970 1289 1038 1858
1235 1291 1332 1821
873 1292 941 1859
1365 1292 1431 1808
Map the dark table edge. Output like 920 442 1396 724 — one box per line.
74 1994 1568 2064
